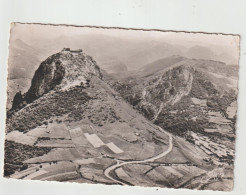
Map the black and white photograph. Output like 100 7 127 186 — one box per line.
4 23 240 191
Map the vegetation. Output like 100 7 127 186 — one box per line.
4 140 51 176
6 85 92 133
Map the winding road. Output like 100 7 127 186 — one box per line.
104 126 173 185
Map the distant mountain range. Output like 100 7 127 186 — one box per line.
9 35 238 78
8 39 52 79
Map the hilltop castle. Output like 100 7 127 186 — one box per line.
62 48 83 53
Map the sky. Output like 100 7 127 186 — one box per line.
8 22 240 66
10 23 240 49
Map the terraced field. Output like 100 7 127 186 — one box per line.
5 118 231 190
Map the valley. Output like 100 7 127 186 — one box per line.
4 24 239 191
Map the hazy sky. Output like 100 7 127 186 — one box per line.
10 23 240 51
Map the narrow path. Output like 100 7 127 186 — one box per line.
104 126 173 185
152 103 164 122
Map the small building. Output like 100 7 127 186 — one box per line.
62 48 83 53
70 49 83 53
62 48 70 51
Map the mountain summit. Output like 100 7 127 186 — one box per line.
11 48 102 110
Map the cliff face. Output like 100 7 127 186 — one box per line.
11 49 103 110
140 65 194 121
111 65 196 120
25 57 65 103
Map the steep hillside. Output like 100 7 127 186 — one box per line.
109 59 237 167
9 48 102 111
6 78 30 110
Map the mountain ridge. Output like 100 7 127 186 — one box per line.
108 60 237 165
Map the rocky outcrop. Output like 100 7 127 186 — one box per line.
111 65 195 120
140 65 194 121
10 48 103 111
25 58 65 103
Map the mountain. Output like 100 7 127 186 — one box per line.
185 45 216 60
5 49 222 189
213 52 237 65
11 35 132 75
6 37 184 111
6 39 53 110
21 35 185 71
138 56 238 89
124 42 183 70
5 46 237 190
108 57 237 167
8 39 52 79
138 55 187 77
184 45 239 65
24 34 136 72
6 78 30 110
95 56 128 74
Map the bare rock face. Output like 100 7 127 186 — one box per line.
140 65 194 118
25 58 65 103
11 91 24 110
11 48 103 110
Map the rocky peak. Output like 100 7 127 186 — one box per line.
11 49 103 110
139 64 194 120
